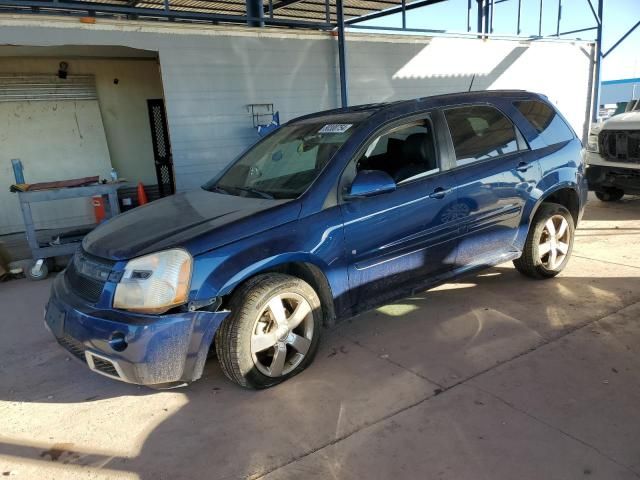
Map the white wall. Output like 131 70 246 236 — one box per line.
0 16 594 198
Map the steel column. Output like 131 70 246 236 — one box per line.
516 0 521 34
477 0 485 34
401 0 406 29
489 0 494 33
337 0 348 107
538 0 543 36
556 0 561 36
246 0 263 26
591 0 603 122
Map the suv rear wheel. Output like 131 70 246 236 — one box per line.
513 203 575 279
595 188 624 202
215 273 322 389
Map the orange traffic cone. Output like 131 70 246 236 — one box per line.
137 182 148 206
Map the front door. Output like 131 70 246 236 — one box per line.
339 114 459 310
442 104 541 267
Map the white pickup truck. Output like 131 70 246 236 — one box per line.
586 99 640 201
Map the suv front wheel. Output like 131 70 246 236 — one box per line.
514 203 575 279
215 273 322 389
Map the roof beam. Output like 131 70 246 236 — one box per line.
345 0 447 25
265 0 305 13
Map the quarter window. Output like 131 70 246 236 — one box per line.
356 118 438 184
444 105 520 164
514 100 574 146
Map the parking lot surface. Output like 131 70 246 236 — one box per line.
1 194 639 480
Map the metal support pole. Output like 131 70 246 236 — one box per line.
246 0 263 27
324 0 330 23
467 0 471 32
401 0 406 29
516 0 521 34
336 0 348 108
477 0 484 35
591 0 603 122
489 0 494 33
603 20 640 58
268 0 273 19
484 0 490 34
556 0 561 36
538 0 543 36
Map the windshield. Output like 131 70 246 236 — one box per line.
203 121 359 199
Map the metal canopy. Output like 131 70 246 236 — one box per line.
0 0 430 24
0 0 632 118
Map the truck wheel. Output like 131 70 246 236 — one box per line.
513 203 575 279
595 189 624 202
215 273 322 389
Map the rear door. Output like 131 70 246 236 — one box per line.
442 103 541 267
339 113 459 309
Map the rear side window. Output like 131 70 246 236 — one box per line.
514 100 574 145
444 105 520 165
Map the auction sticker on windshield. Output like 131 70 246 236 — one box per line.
319 124 352 134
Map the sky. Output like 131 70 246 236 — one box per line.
361 0 640 81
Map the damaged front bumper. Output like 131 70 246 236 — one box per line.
45 273 229 387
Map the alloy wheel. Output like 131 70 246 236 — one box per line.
538 214 571 270
250 292 314 377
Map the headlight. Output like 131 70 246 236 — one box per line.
113 249 192 314
586 135 599 153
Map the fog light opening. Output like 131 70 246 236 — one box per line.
109 332 128 352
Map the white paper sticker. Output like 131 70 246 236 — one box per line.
319 123 352 134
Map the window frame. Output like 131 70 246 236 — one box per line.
441 102 529 170
512 99 576 148
338 110 445 203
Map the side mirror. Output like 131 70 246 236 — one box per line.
345 170 396 199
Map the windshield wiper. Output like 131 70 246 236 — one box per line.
206 185 231 195
232 186 275 199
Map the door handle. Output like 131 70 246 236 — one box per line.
429 187 450 199
516 161 532 172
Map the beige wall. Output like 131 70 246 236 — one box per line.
0 57 164 186
0 99 113 234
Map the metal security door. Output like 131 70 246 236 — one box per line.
147 99 175 196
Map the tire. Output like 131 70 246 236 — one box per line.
215 273 322 389
595 189 624 202
26 260 49 281
513 203 575 279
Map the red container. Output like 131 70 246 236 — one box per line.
92 195 106 223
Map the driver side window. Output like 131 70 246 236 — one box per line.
356 118 438 184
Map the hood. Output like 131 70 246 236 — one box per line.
83 189 299 260
602 111 640 130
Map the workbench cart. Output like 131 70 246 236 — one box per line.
17 183 123 280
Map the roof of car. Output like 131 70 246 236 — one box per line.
290 90 543 124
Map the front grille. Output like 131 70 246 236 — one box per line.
91 356 120 378
599 130 640 164
64 248 115 303
58 335 87 363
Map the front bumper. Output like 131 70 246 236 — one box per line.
46 273 230 387
586 163 640 195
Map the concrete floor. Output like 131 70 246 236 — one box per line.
1 194 639 480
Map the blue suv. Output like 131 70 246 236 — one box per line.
45 90 588 389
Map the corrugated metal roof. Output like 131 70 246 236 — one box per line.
53 0 410 22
